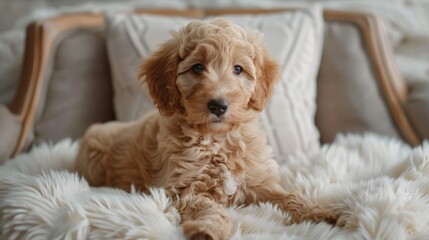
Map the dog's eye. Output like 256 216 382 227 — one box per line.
192 64 205 74
233 65 243 75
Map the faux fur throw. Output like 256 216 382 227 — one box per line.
1 133 429 239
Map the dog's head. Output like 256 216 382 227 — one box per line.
139 18 279 134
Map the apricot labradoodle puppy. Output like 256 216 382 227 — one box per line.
76 18 338 240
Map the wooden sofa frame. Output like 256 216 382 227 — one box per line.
9 9 422 157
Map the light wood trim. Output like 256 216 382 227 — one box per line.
205 8 292 15
134 9 205 17
323 10 421 145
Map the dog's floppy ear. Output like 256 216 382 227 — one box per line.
139 38 182 116
248 37 280 112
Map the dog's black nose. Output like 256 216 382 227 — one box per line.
208 99 228 117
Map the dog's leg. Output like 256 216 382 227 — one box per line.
251 186 339 225
76 124 114 187
76 122 144 191
176 195 233 240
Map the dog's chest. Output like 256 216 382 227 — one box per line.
167 133 247 205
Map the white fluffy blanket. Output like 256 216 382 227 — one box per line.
1 133 429 240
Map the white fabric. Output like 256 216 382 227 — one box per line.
1 134 429 239
107 8 324 160
395 38 429 85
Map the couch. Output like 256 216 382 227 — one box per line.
0 7 427 163
1 6 429 239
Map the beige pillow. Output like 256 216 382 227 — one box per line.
106 7 324 162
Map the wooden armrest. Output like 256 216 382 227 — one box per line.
10 13 105 157
323 10 420 145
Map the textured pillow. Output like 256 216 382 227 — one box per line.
106 7 324 162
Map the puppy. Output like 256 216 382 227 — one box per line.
76 18 338 240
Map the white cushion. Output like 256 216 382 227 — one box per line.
105 7 324 162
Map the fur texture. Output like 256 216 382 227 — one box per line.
1 134 429 239
75 19 337 240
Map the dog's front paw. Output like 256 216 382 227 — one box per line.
189 232 214 240
183 220 228 240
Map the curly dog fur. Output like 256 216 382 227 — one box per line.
76 19 338 240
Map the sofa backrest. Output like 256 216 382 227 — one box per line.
317 13 405 143
8 9 422 157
